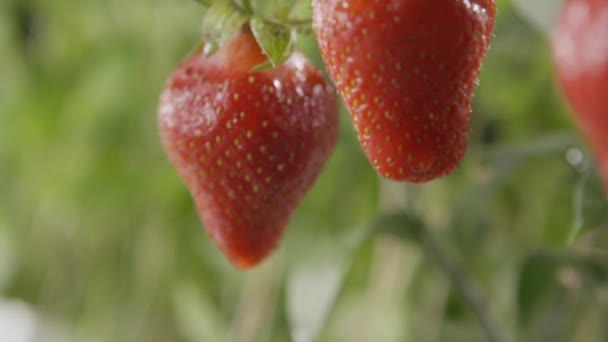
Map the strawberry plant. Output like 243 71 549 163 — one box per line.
2 0 608 341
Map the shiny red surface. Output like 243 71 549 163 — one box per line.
313 0 496 182
158 32 339 268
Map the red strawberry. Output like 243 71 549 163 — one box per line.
158 29 339 269
312 0 496 182
552 0 608 192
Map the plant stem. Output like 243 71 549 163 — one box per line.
420 227 510 342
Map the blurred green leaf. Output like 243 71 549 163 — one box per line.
286 226 367 342
0 220 17 293
570 165 608 242
191 0 213 7
239 0 253 12
250 17 293 67
518 253 561 325
372 212 424 242
517 250 608 341
511 0 565 36
287 252 347 342
173 282 228 342
287 0 312 21
451 133 580 246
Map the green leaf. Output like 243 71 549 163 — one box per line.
250 17 294 67
249 61 274 72
570 164 608 242
201 0 249 56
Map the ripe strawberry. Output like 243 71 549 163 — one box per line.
552 0 608 192
312 0 496 182
158 29 339 269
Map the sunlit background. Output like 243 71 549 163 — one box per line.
1 0 607 341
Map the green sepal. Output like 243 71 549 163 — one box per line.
249 61 274 73
201 0 249 57
250 16 295 67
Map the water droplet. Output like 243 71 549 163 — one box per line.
566 148 584 166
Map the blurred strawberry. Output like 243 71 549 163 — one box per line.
312 0 496 182
552 0 608 193
158 29 339 268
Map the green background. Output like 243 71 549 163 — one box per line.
0 0 607 341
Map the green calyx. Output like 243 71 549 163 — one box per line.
193 0 306 68
249 17 295 68
200 0 250 57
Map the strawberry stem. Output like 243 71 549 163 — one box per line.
192 0 312 34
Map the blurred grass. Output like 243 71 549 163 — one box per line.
1 0 607 341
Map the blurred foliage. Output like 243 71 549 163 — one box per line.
1 0 607 341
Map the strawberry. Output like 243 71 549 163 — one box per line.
552 0 608 193
158 29 339 269
312 0 496 182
